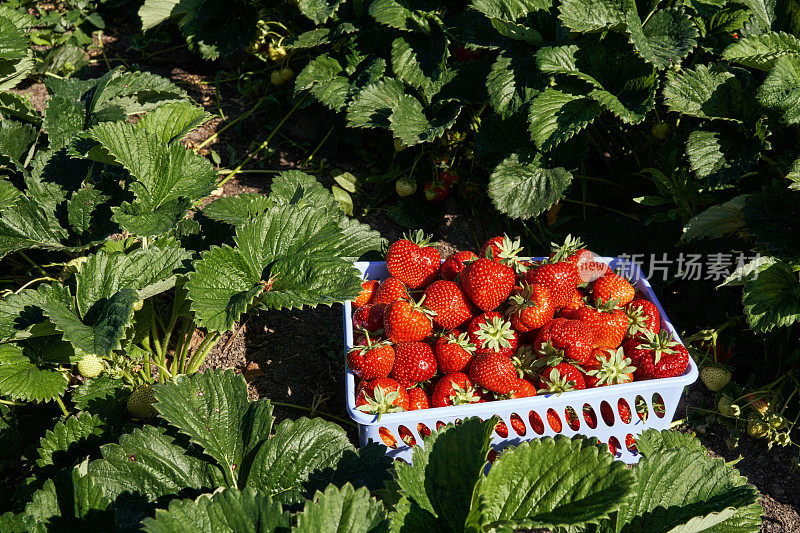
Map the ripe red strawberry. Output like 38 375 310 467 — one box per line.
441 250 477 281
623 330 690 380
431 372 482 407
355 377 410 415
385 231 440 289
407 387 430 410
390 342 437 386
480 234 523 263
469 352 518 394
384 299 433 343
533 318 595 365
468 312 518 357
625 299 660 338
435 329 476 373
538 362 586 393
461 258 515 311
455 45 479 62
352 303 386 333
346 332 395 380
583 347 635 387
549 235 610 282
593 272 635 306
352 279 379 309
423 280 474 329
373 277 410 305
574 300 628 348
424 180 450 204
439 170 458 186
563 289 586 312
506 283 555 332
498 378 537 399
525 261 580 308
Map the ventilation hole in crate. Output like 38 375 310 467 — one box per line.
436 421 446 431
608 436 622 458
652 393 666 418
379 427 397 449
625 433 638 454
417 423 431 438
455 419 463 426
398 425 416 446
635 395 649 422
529 411 545 435
564 406 580 431
617 398 632 424
600 400 615 426
510 413 526 436
582 404 598 429
487 448 498 464
546 408 563 433
495 420 509 438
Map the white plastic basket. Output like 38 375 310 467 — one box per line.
343 258 698 464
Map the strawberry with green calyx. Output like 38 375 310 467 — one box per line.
584 347 636 387
700 365 731 391
549 234 591 265
395 176 417 196
506 282 555 332
390 342 437 387
624 299 660 338
383 298 433 343
461 257 515 311
574 298 628 348
593 272 636 306
441 250 477 281
623 330 689 380
356 377 410 418
407 387 430 410
424 280 475 329
480 234 524 264
352 279 379 309
423 180 450 204
538 363 586 394
346 329 395 380
510 345 539 380
435 329 476 373
468 312 518 357
386 230 440 289
431 372 482 407
525 261 580 308
352 303 386 333
469 352 518 394
717 395 741 417
747 419 769 439
373 277 410 305
77 354 104 378
127 384 157 419
533 318 595 365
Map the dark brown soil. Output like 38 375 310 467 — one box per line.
14 20 799 530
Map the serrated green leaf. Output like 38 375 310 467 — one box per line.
741 0 775 31
756 54 800 125
347 79 406 129
614 450 762 532
663 63 749 122
295 54 350 111
285 28 332 50
41 283 137 357
0 14 33 90
369 0 432 31
0 92 41 124
71 375 131 423
723 31 800 70
43 94 86 151
741 261 800 332
476 436 635 529
680 194 748 242
67 186 111 235
0 343 69 401
141 488 291 533
0 286 50 342
90 69 189 119
0 196 73 259
135 101 211 143
390 33 452 100
296 484 388 533
471 0 550 20
626 6 698 69
558 0 624 32
111 198 193 237
0 178 20 212
0 120 36 166
720 255 777 287
486 52 541 117
298 0 345 24
685 128 761 184
389 96 461 146
89 425 226 501
528 88 601 151
203 193 274 226
488 153 573 220
634 429 708 458
138 0 178 30
36 412 109 468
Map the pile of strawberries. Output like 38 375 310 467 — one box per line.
348 231 689 438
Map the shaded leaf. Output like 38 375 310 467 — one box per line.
756 54 800 125
626 6 698 69
680 195 749 242
36 412 109 468
685 128 761 184
528 87 601 151
722 31 800 70
488 153 573 220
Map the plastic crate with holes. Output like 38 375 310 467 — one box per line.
343 258 698 464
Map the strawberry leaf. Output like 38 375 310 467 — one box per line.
634 429 708 457
203 193 275 226
0 14 33 91
35 412 110 469
474 436 635 529
141 488 291 533
558 0 624 32
488 152 573 220
741 261 800 333
612 449 762 531
625 6 698 70
0 344 69 402
663 63 752 122
297 0 346 24
680 194 749 243
347 79 406 129
389 96 461 146
722 31 800 71
369 0 433 32
685 127 761 184
295 54 350 111
295 484 389 533
486 52 541 117
756 54 800 125
390 32 453 101
71 374 131 424
528 88 601 151
0 286 51 342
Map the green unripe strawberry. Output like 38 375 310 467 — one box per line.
700 366 731 391
127 385 157 419
717 395 740 417
394 139 407 152
77 355 104 378
268 43 286 62
279 67 294 83
651 122 672 140
747 419 768 439
395 176 417 197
